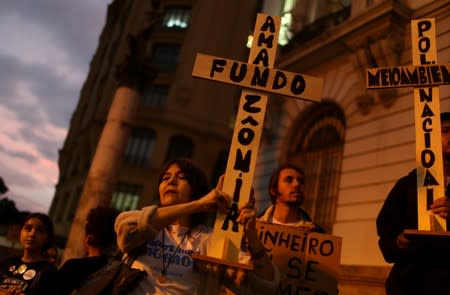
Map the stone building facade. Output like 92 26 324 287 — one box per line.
254 0 449 293
50 0 258 243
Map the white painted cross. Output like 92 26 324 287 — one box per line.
367 18 450 231
192 13 323 264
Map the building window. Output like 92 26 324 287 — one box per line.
107 39 119 68
287 101 346 232
141 85 168 107
68 154 80 176
54 192 70 222
166 135 194 161
282 0 351 45
151 44 180 70
163 6 191 29
67 187 83 221
124 128 156 166
279 0 296 46
112 183 142 211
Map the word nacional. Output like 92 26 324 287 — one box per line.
367 64 450 88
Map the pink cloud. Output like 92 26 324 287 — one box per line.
0 104 64 212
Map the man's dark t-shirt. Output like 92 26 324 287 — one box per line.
58 255 109 294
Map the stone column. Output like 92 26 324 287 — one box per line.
62 9 159 262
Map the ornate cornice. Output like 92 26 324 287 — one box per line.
278 0 411 71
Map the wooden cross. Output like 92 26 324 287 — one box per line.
192 13 323 265
367 18 450 232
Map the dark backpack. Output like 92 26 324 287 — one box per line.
74 254 146 295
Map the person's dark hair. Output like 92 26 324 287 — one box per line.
441 112 450 122
268 163 304 205
21 213 54 254
85 206 119 251
158 158 210 227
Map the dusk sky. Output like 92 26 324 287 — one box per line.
0 1 111 213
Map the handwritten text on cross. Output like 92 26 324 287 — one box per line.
192 14 323 262
366 19 449 231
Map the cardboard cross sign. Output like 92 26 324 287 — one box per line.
367 19 450 231
191 13 323 264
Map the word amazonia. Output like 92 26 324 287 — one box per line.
199 13 283 262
